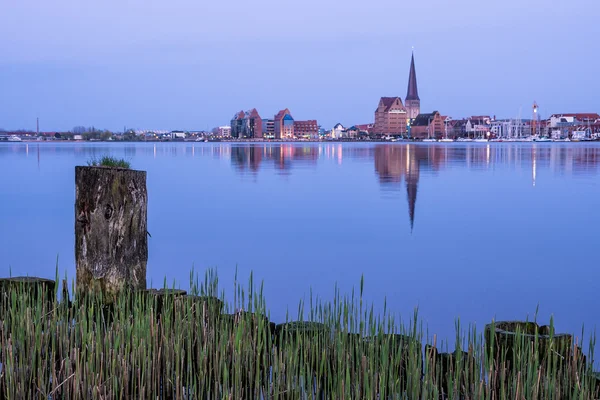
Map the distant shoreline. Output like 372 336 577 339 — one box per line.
3 138 600 144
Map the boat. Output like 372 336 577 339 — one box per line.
474 138 488 142
456 137 473 142
439 138 454 142
532 136 552 142
422 138 437 142
8 135 22 142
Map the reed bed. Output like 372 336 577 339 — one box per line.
0 269 598 399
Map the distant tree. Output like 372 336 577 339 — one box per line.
100 130 112 141
72 126 87 134
123 131 138 142
211 127 219 135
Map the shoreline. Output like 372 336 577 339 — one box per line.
3 138 600 144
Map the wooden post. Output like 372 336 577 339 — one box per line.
0 276 56 310
75 166 147 303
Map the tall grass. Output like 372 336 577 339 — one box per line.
86 155 131 169
0 269 598 399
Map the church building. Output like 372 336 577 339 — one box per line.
372 52 421 136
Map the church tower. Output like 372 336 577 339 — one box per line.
405 52 420 123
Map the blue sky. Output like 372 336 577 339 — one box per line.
1 0 598 131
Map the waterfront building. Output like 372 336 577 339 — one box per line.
344 126 360 138
293 120 319 139
231 109 263 138
548 113 600 139
331 123 345 139
274 109 294 139
171 130 187 139
410 111 444 139
465 116 492 138
262 119 275 138
355 124 373 135
449 119 468 137
548 113 599 128
372 97 408 136
218 126 231 137
372 53 421 137
405 52 420 124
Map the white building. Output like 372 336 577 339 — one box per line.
171 131 187 139
331 123 345 139
218 126 231 137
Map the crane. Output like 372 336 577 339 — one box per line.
532 101 539 137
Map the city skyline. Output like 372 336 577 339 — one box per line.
1 0 599 131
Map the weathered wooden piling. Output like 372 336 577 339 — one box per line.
485 320 573 367
75 165 147 303
425 344 473 399
0 277 55 310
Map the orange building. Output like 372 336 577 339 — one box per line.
274 109 294 139
372 97 408 136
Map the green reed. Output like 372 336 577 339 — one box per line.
0 268 598 399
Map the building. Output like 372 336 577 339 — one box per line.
465 116 492 138
262 119 275 138
410 111 444 139
548 113 600 128
231 109 263 138
548 113 600 139
448 119 468 137
171 130 187 139
331 123 345 139
372 97 408 136
293 120 319 138
218 126 231 137
372 53 421 137
274 109 294 139
355 124 373 135
405 52 420 123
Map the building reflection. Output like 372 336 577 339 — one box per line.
230 144 319 175
374 145 430 232
373 144 600 231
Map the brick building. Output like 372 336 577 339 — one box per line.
293 120 319 138
372 52 421 136
372 97 408 136
274 109 294 139
410 111 444 139
231 109 263 138
217 126 231 137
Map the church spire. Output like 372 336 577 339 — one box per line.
405 152 419 234
406 52 419 101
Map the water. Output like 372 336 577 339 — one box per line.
1 141 599 348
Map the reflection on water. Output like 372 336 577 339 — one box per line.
230 145 319 174
4 142 599 176
3 143 600 234
223 143 600 178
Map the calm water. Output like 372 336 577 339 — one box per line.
1 142 599 347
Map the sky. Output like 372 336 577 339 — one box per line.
1 0 599 132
